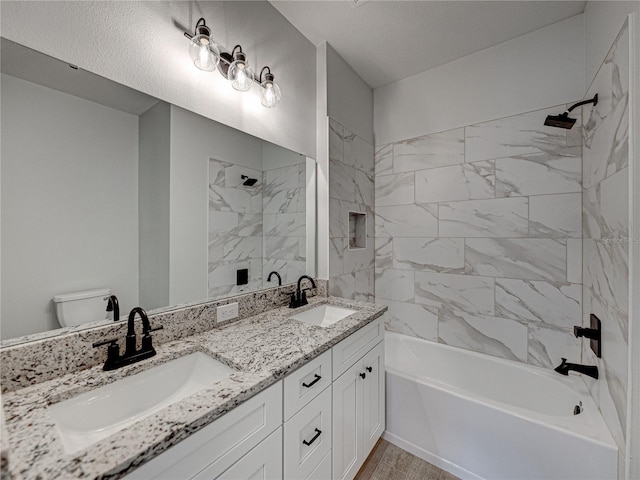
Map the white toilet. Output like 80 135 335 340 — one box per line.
53 288 111 327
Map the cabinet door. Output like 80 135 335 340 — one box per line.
126 382 282 480
361 342 385 455
332 360 363 480
212 427 282 480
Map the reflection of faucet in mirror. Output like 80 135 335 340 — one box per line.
267 271 282 286
105 295 119 322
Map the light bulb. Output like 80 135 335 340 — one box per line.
228 51 254 92
260 72 281 108
189 34 219 72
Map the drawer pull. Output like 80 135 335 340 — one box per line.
302 428 322 446
366 366 373 373
302 374 322 388
359 372 366 379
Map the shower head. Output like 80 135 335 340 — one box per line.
544 94 598 130
241 175 258 186
544 112 577 129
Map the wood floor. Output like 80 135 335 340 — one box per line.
354 439 460 480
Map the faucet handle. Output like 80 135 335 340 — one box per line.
288 292 298 308
299 289 309 306
142 326 162 351
92 338 119 348
92 338 121 370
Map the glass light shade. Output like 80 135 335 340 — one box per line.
260 80 281 108
189 34 219 72
229 60 254 92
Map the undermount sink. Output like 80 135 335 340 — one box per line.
290 304 357 328
49 352 236 454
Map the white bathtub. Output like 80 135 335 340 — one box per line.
384 332 618 480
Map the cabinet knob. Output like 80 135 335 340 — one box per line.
366 366 373 373
359 372 366 379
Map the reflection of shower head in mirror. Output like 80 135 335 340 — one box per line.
241 174 258 186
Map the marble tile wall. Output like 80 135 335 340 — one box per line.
208 159 306 297
375 106 584 369
208 158 263 298
581 20 630 456
329 119 375 301
262 163 307 285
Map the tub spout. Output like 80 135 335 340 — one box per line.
554 358 598 379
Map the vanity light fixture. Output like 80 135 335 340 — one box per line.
185 18 219 72
259 67 281 108
184 18 281 107
228 46 254 92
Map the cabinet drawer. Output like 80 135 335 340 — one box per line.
332 316 384 380
284 386 332 480
209 427 283 480
307 450 332 480
126 382 282 480
284 349 332 420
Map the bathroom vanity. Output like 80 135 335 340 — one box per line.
0 294 386 480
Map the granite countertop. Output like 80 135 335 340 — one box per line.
1 296 386 479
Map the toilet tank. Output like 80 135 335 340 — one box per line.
53 288 111 327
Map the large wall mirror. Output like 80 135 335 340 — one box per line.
0 38 316 344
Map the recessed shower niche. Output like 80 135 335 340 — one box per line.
348 211 367 250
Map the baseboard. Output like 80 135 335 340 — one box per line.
382 431 484 480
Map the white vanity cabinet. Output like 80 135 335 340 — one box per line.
283 349 333 480
211 427 283 480
125 315 385 480
332 321 385 480
125 382 283 480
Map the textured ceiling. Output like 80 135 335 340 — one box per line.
270 1 586 88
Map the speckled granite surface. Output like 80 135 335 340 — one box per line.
1 403 9 480
1 296 385 479
0 280 327 393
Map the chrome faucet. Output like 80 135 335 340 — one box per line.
92 307 163 371
105 294 119 322
289 275 317 308
554 358 599 379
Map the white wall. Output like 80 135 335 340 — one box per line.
316 44 330 280
374 14 585 145
139 101 171 310
0 74 139 338
168 105 263 305
262 142 305 171
326 44 374 144
0 1 316 158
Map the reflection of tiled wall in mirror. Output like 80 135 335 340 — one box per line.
207 159 306 298
262 163 307 286
208 158 264 298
